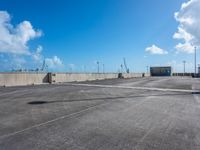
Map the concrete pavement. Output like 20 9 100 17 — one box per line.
0 77 200 150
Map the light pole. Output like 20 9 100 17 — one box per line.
120 64 123 73
97 61 100 73
83 65 86 73
195 46 197 76
146 66 149 74
198 64 200 74
183 60 186 76
103 64 105 73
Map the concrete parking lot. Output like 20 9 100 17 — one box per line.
0 77 200 150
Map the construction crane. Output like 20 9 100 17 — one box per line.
123 58 130 73
41 60 48 71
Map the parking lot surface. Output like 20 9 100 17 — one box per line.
0 77 200 150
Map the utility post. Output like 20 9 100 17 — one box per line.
97 61 100 73
83 65 86 73
103 64 105 74
195 46 197 76
146 66 149 74
70 67 72 73
120 64 123 73
183 60 186 76
198 64 200 74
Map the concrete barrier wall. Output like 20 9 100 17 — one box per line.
53 73 147 83
173 73 193 77
0 72 146 86
53 73 118 83
123 73 145 78
0 73 49 86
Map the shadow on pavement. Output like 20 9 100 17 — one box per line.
27 92 195 105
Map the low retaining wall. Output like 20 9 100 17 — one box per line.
173 73 194 77
0 72 49 86
51 73 118 83
0 72 147 86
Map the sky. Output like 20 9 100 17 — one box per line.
0 0 200 73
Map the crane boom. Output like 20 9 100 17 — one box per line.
41 60 48 71
123 58 130 73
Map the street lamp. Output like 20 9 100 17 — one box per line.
194 46 197 76
120 64 123 73
183 60 186 76
97 61 100 73
198 64 200 74
83 65 86 73
103 64 105 73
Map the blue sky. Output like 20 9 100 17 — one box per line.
0 0 199 72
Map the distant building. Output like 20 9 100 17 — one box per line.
150 66 172 76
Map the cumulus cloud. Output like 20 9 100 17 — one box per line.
32 45 43 62
0 10 65 71
175 42 194 53
45 56 64 70
0 11 42 55
12 55 27 69
173 0 200 53
145 45 168 55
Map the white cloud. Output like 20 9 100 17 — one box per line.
12 56 26 69
175 42 194 53
143 55 147 58
68 64 75 68
0 11 42 55
173 0 200 53
32 45 43 62
45 56 64 69
0 10 66 72
145 45 168 55
173 27 194 42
